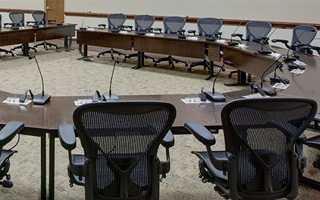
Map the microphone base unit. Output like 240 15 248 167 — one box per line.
262 87 277 96
33 94 51 105
204 91 226 102
79 27 87 30
103 93 119 101
257 50 272 55
228 41 239 46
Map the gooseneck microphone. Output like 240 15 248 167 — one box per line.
228 21 245 45
257 27 286 54
80 11 91 30
255 54 285 96
204 61 232 102
29 55 51 105
103 59 120 101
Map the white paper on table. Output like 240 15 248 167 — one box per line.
243 93 270 99
119 31 128 34
187 36 199 41
270 52 281 59
181 97 211 104
216 39 227 44
272 82 290 90
145 33 155 37
74 99 93 106
237 44 247 49
3 97 32 105
290 69 305 75
293 60 307 66
87 28 95 31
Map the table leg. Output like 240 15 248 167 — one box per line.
132 52 149 69
49 134 55 200
224 70 250 86
205 61 215 80
41 134 46 200
22 43 29 56
64 37 72 52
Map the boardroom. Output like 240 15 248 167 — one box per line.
1 0 320 200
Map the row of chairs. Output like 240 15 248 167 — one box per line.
96 14 224 70
0 11 58 57
57 98 318 200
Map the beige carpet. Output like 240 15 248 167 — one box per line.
0 42 319 199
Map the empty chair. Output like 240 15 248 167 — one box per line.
0 14 14 57
3 11 24 28
97 13 127 60
27 10 58 50
125 15 156 62
185 98 317 200
188 18 223 71
0 121 24 188
228 21 272 82
154 16 188 68
58 101 176 199
272 25 317 55
4 12 37 53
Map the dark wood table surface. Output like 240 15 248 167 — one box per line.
0 24 76 55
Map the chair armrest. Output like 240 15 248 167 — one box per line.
154 28 162 33
122 25 133 31
98 24 106 28
26 21 36 25
231 33 244 40
188 30 196 35
272 39 290 48
184 122 215 146
161 130 174 148
0 121 24 146
58 124 76 151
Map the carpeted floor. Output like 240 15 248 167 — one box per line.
0 41 320 199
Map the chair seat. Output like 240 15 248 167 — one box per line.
192 151 228 183
0 150 16 166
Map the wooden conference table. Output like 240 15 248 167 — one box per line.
0 24 76 55
77 28 278 81
0 90 247 199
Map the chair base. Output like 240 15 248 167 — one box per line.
97 48 126 60
0 150 16 188
11 45 37 53
126 52 155 62
34 41 58 50
0 48 14 57
154 55 188 69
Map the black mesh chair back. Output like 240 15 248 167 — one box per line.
32 10 46 25
291 25 317 46
73 101 176 199
9 12 24 26
246 21 272 42
163 16 186 34
197 18 222 37
107 13 126 29
134 15 155 32
221 98 317 199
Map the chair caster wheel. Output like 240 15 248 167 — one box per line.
228 74 232 78
154 63 157 67
188 68 192 71
185 64 188 67
6 174 11 180
97 55 100 58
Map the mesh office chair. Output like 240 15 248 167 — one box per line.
0 14 14 57
4 12 37 53
188 18 223 71
185 98 317 200
97 13 127 60
0 121 24 188
272 25 317 55
125 15 156 62
58 101 176 199
27 10 58 50
154 16 188 68
228 21 272 81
